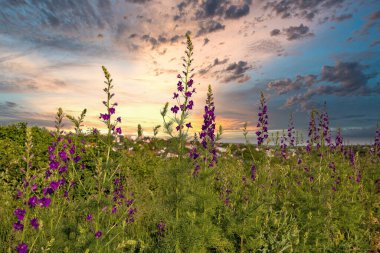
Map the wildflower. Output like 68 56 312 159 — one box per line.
95 230 102 238
173 92 179 99
58 150 68 162
185 91 192 97
177 81 184 92
13 221 24 231
99 113 110 121
256 92 269 146
15 242 28 253
198 85 218 168
319 104 332 147
186 100 194 110
171 105 179 114
306 109 319 151
86 214 93 221
58 165 67 174
43 187 54 196
73 155 81 163
30 218 39 230
157 221 166 236
28 196 38 208
116 116 121 123
14 208 26 221
109 107 115 114
250 163 257 181
287 113 295 146
115 127 122 135
186 122 192 128
39 197 51 208
49 160 60 170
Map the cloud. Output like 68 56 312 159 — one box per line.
125 0 152 3
248 39 284 55
267 74 317 95
270 28 281 36
330 13 353 22
198 58 229 76
175 0 251 23
358 10 380 34
283 61 379 109
196 20 225 36
221 61 253 83
225 3 250 19
283 24 314 40
203 38 210 46
369 40 380 47
263 0 346 21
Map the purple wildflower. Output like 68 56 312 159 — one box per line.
95 230 102 238
198 85 217 168
73 155 81 163
30 218 39 230
39 197 51 208
15 242 28 253
256 92 269 146
306 109 319 152
250 163 257 181
13 221 24 231
58 150 68 162
28 196 38 208
86 214 93 221
109 107 115 114
14 208 26 221
287 113 295 147
171 105 179 114
157 221 166 236
115 127 122 135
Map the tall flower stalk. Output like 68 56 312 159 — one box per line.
319 103 332 149
287 113 295 147
335 128 344 153
162 33 196 157
199 84 217 168
373 125 380 158
255 91 269 147
306 109 319 152
99 66 122 169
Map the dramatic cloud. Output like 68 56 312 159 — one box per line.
263 0 346 21
283 61 379 108
283 24 314 40
267 74 317 95
194 0 252 20
196 20 225 36
221 61 253 83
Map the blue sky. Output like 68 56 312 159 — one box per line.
0 0 379 143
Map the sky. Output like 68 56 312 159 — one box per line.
0 0 379 144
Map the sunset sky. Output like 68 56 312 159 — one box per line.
0 0 379 143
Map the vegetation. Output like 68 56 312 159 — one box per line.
0 34 379 253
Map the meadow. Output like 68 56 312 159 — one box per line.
0 34 379 253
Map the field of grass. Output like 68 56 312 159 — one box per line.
0 34 379 253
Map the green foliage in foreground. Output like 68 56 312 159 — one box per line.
0 123 379 252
